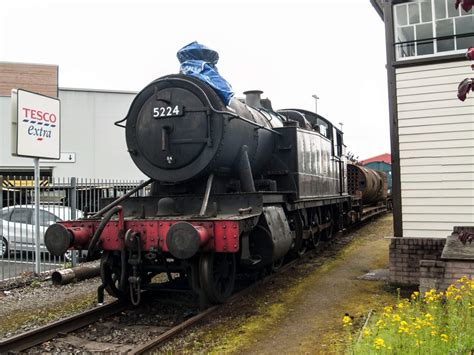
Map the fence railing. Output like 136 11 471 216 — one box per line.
0 176 145 281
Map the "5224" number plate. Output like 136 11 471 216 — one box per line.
153 105 183 118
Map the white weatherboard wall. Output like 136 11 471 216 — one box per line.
396 60 474 238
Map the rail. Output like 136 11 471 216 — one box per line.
0 301 127 353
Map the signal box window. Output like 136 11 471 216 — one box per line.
394 0 474 60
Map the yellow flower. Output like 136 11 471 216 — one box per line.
411 291 420 300
373 337 386 349
398 321 410 334
363 329 371 337
454 295 462 301
431 330 437 336
392 314 401 322
384 306 393 314
440 334 449 342
342 315 352 327
426 296 435 303
376 319 387 328
424 289 436 297
424 313 433 321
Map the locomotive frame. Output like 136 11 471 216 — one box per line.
44 74 389 306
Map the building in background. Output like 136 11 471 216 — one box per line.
361 153 392 194
372 0 474 285
0 62 144 179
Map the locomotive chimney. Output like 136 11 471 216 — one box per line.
243 90 263 108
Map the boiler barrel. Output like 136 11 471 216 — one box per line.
125 74 283 183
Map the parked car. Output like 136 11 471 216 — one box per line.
0 205 83 258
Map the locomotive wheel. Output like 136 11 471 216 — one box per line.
289 212 306 258
311 213 321 248
321 210 334 241
199 253 236 304
100 252 128 300
271 257 285 272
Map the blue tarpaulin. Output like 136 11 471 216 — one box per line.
177 41 234 105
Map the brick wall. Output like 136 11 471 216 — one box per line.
420 259 474 294
0 62 58 97
389 237 446 285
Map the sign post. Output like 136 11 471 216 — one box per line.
11 89 60 275
33 157 40 274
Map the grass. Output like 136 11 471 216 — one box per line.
345 277 474 354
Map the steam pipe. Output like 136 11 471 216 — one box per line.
87 205 122 258
91 179 153 219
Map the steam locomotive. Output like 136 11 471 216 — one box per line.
44 45 388 305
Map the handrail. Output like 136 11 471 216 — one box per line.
114 77 282 136
393 32 474 46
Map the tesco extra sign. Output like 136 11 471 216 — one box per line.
12 89 61 159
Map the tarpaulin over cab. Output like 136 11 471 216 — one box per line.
177 41 234 105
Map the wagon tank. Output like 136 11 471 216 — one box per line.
347 163 387 205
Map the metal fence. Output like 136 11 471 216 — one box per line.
0 176 145 281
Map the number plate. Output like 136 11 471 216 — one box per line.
152 105 183 118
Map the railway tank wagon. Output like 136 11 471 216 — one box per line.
43 42 386 306
347 163 388 221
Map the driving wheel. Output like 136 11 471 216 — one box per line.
199 253 236 304
322 210 334 241
289 212 306 257
312 213 321 248
100 251 129 300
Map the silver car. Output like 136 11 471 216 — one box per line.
0 205 83 258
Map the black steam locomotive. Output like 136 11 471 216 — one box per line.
45 45 388 305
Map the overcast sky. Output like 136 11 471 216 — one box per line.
0 0 389 161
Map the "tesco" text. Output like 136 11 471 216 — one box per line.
22 107 57 123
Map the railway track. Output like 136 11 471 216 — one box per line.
0 257 298 354
0 301 128 353
0 213 386 353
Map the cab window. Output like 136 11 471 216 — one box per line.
336 131 343 157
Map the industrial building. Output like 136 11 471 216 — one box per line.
0 62 144 179
372 0 474 285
